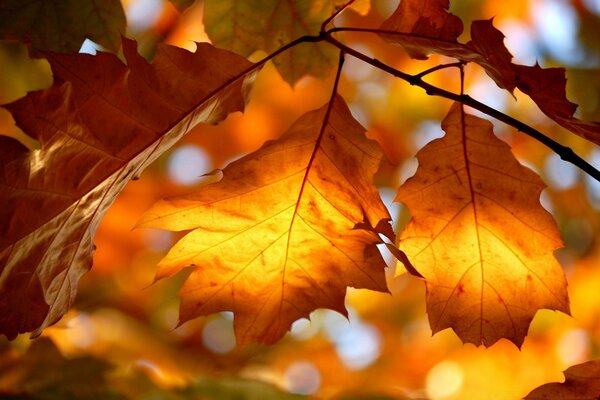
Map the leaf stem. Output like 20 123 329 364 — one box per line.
415 61 466 80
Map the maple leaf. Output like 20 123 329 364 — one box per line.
396 103 569 347
203 0 338 85
524 360 600 399
138 94 393 345
0 39 255 339
0 0 126 53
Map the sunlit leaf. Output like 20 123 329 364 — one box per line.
525 360 600 399
203 0 337 85
0 0 126 53
0 39 255 339
139 95 392 344
396 103 569 347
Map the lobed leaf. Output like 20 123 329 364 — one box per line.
396 103 569 347
139 95 393 345
203 0 338 86
0 39 256 339
0 0 126 53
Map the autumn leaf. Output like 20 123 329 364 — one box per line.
396 103 569 347
524 360 600 399
379 1 516 92
138 94 392 345
0 0 126 53
0 39 255 339
379 0 463 60
514 64 600 145
379 0 600 144
203 0 338 85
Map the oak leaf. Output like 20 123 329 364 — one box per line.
396 103 569 347
138 95 392 345
524 360 600 400
203 0 337 85
0 39 255 339
0 0 126 53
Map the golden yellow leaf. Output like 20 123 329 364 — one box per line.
139 95 392 345
396 103 569 347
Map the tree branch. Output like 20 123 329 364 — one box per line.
322 33 600 182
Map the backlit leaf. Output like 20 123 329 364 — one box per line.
396 103 569 347
139 95 392 345
0 0 126 53
203 0 337 85
525 360 600 399
0 39 255 339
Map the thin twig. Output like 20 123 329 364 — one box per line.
320 0 356 33
416 61 465 79
323 33 600 182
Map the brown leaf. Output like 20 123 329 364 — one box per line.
379 0 463 60
380 3 516 92
396 103 569 347
514 64 600 145
0 39 255 339
525 360 600 399
138 95 392 345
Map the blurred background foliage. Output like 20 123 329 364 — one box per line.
1 0 600 399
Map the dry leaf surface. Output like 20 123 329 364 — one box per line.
396 103 569 347
139 95 392 344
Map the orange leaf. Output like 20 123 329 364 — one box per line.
525 360 600 399
396 103 569 347
139 95 392 345
0 39 255 339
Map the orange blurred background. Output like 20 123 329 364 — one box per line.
2 0 600 398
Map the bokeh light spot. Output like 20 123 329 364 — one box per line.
126 0 164 31
284 361 321 395
556 328 590 365
202 316 236 353
544 153 579 190
167 144 211 185
426 360 464 400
